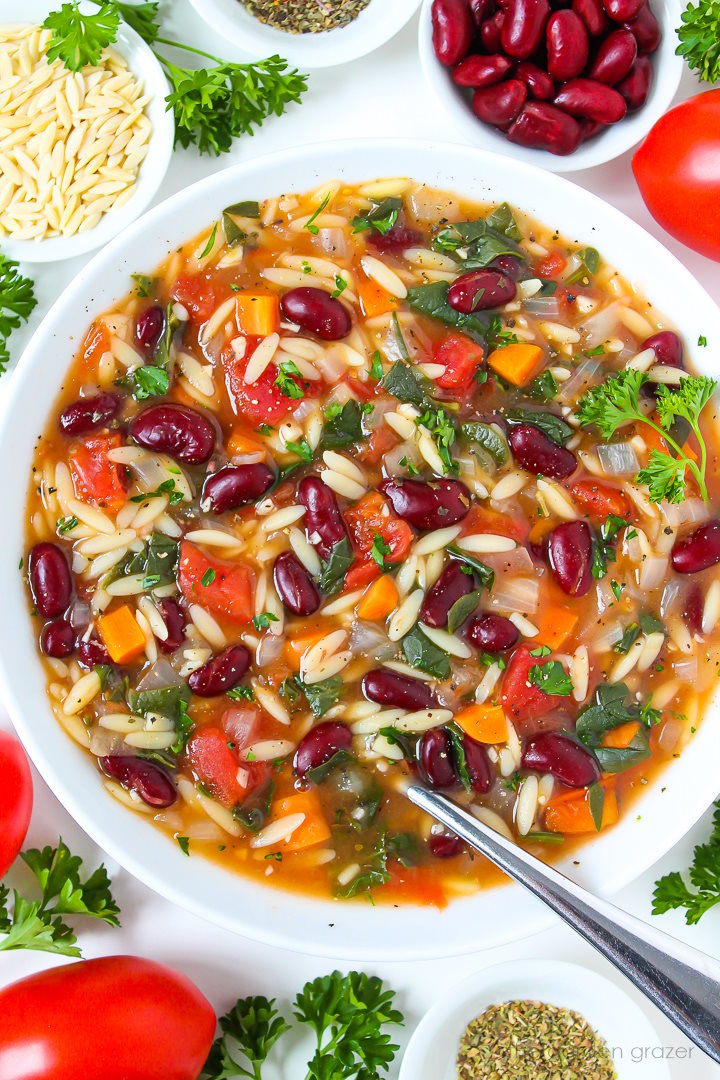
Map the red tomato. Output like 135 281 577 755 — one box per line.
500 644 569 732
69 432 128 513
223 342 308 426
434 333 484 391
570 478 632 521
632 90 720 261
536 252 567 279
0 731 32 878
344 492 414 591
186 726 269 808
0 955 215 1080
178 541 254 623
171 273 230 323
461 504 528 544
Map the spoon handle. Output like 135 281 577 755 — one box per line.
407 784 720 1064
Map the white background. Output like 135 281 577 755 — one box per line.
2 3 720 1076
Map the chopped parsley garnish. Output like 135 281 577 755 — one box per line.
369 350 384 381
200 568 216 587
285 438 313 463
331 274 347 299
57 515 79 535
653 803 720 924
274 359 305 400
253 612 279 631
304 192 331 235
527 660 573 696
370 533 392 569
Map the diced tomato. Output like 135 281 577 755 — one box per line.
69 432 127 513
186 726 268 808
570 479 633 521
343 492 414 591
178 541 254 624
536 252 567 279
223 342 312 426
500 644 570 733
171 274 231 324
80 320 111 371
434 333 484 392
360 424 399 464
461 504 528 544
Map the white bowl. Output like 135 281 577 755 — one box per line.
399 960 670 1080
418 0 684 172
187 0 422 68
1 138 719 959
0 0 174 263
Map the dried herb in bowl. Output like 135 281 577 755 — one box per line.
240 0 371 34
456 1000 617 1079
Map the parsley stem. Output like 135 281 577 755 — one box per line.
637 414 709 504
153 36 223 63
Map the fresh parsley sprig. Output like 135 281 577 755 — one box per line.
201 996 290 1080
653 802 720 924
676 0 720 83
0 254 37 377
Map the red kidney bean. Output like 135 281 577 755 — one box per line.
101 755 176 807
420 728 457 789
548 520 592 595
429 832 465 858
367 224 423 254
362 668 437 711
580 118 604 140
188 644 251 696
421 561 475 628
135 305 165 354
76 635 110 669
28 543 72 618
642 330 683 368
279 287 351 341
554 79 627 123
466 612 519 651
481 10 506 49
448 267 518 311
472 81 527 130
201 463 274 513
470 0 495 22
155 597 187 653
671 521 720 575
379 478 471 529
515 61 555 100
602 0 643 20
295 720 352 778
522 732 600 787
40 618 75 658
588 28 637 83
59 392 120 436
296 475 349 560
431 0 475 64
682 584 703 635
273 551 321 615
463 734 493 792
507 102 583 154
617 55 653 110
131 404 215 465
624 3 660 51
489 254 525 279
572 0 609 34
501 0 551 57
508 423 577 478
547 11 589 81
452 54 513 87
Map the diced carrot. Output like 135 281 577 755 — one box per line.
455 704 507 744
383 865 448 908
528 518 553 545
79 320 110 373
69 432 128 513
601 720 641 749
98 605 146 665
570 479 632 521
545 785 619 834
283 629 329 671
537 252 567 279
356 576 399 621
235 294 280 338
227 430 266 456
487 343 544 387
534 606 579 651
357 275 397 318
272 790 331 851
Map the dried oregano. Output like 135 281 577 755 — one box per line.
240 0 371 34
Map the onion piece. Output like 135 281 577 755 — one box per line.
659 498 709 528
135 658 183 692
489 576 539 615
638 555 668 590
674 657 698 683
314 228 348 259
523 296 561 317
582 301 619 348
597 442 640 476
558 358 604 403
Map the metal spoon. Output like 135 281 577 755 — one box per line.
407 783 720 1064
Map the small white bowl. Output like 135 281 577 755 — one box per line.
0 0 174 263
418 0 684 172
187 0 422 68
399 960 671 1080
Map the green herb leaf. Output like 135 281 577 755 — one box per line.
294 676 344 719
486 202 522 241
275 359 305 400
199 222 218 259
127 683 193 754
371 533 392 569
304 191 331 235
527 661 573 696
460 422 509 464
676 1 720 83
653 803 720 924
566 246 600 285
447 590 482 634
201 995 290 1080
176 836 190 856
446 546 495 591
381 358 433 409
402 625 451 679
615 623 641 654
253 611 279 631
131 273 153 298
369 350 384 381
506 410 573 446
406 281 488 342
587 782 605 832
222 200 260 246
524 369 559 402
285 438 313 463
0 254 37 377
44 2 119 70
320 398 364 450
227 685 254 702
350 196 402 236
319 537 354 596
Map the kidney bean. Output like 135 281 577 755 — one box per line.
135 305 165 354
295 720 352 778
273 551 321 615
201 463 274 513
472 81 527 130
379 477 471 529
581 118 604 140
188 644 251 696
682 583 703 635
362 668 437 711
514 61 555 101
470 0 495 21
368 224 423 254
546 11 589 81
466 612 519 651
76 635 110 669
507 102 583 154
130 404 215 465
588 28 637 83
508 423 577 478
448 267 518 311
279 287 351 341
463 734 493 793
452 54 513 87
431 0 474 64
617 55 653 110
155 597 187 653
671 521 720 575
522 732 600 787
623 2 660 51
481 10 505 49
642 330 683 368
101 755 176 807
489 254 525 279
501 0 551 57
40 618 75 658
429 832 465 858
572 0 608 34
554 79 627 123
296 475 349 560
28 543 72 618
421 561 475 628
420 728 457 789
548 520 592 595
59 392 120 436
602 0 643 19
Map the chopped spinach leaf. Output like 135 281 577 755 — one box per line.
401 625 451 679
320 398 364 450
505 409 573 446
350 196 402 236
447 590 482 634
319 537 354 596
460 421 509 464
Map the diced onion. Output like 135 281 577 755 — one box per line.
489 576 539 615
674 657 698 683
523 296 561 317
558 358 604 403
597 442 640 476
659 498 709 528
582 301 619 347
638 555 668 591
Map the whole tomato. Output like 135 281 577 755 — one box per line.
0 956 216 1080
0 730 32 878
632 90 720 261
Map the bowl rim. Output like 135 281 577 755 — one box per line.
417 0 685 173
1 136 719 960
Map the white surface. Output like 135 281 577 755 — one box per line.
418 0 685 172
1 3 719 1076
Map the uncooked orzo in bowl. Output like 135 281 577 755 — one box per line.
24 178 720 906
